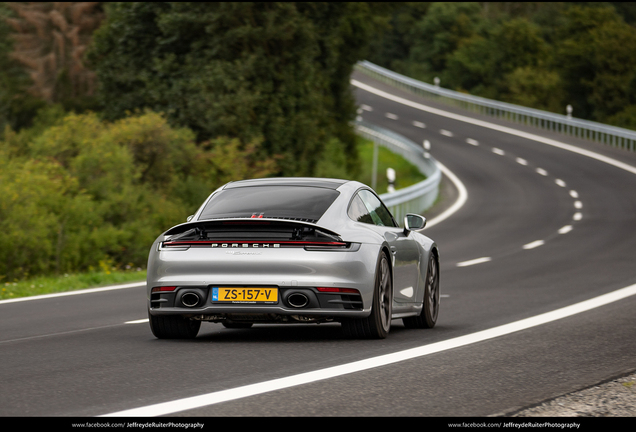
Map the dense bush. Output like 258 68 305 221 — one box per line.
0 110 277 281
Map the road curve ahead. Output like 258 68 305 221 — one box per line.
1 71 636 418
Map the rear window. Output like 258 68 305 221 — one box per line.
198 186 340 222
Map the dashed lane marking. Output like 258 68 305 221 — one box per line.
523 240 545 250
456 257 492 267
466 138 479 146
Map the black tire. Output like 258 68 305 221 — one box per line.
342 252 392 339
149 312 201 339
403 252 439 329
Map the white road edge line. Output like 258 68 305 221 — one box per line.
0 281 146 305
102 283 636 417
125 319 149 324
425 161 468 228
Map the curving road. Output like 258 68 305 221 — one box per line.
1 71 636 418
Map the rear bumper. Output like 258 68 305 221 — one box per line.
148 285 370 321
146 241 381 321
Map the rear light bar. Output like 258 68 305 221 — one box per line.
162 240 348 248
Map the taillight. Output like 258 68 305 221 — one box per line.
151 286 177 293
316 287 360 294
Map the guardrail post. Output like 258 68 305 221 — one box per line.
387 168 396 193
372 140 378 191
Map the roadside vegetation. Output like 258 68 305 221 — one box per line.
1 267 146 301
366 2 636 130
356 139 426 193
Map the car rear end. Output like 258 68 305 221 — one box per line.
146 180 380 327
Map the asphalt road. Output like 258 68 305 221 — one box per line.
2 71 636 418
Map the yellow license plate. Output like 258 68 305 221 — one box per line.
212 287 278 303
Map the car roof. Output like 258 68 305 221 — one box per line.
222 177 349 190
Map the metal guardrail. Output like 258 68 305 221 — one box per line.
356 60 636 152
354 120 441 224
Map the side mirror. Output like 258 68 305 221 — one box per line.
404 213 426 234
186 215 194 222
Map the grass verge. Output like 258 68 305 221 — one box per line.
355 136 426 194
1 269 146 301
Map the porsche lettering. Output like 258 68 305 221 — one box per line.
211 243 280 248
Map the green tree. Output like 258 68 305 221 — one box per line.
445 18 552 101
406 2 484 83
554 5 636 122
87 2 386 176
365 3 636 129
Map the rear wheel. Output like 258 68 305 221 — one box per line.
149 312 201 339
403 252 439 329
342 252 392 339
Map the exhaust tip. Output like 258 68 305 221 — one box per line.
181 292 201 308
287 292 309 308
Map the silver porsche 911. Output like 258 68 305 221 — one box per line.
147 177 440 339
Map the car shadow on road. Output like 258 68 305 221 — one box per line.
187 320 433 344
